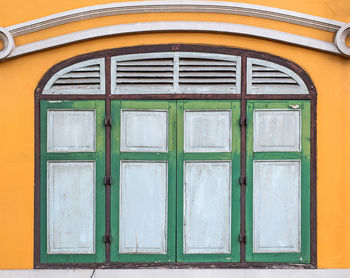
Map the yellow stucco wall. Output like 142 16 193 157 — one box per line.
0 0 349 269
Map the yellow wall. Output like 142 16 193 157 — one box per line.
0 0 349 269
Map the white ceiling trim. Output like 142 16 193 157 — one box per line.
0 1 349 60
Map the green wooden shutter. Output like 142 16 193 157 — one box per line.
110 100 176 262
40 100 105 263
246 100 310 263
176 100 241 262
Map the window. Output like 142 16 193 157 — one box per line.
35 45 316 267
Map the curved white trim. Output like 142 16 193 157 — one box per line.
0 27 15 59
6 1 344 37
0 1 349 60
335 23 350 56
7 21 341 59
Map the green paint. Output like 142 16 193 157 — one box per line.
110 100 176 263
176 100 241 263
40 100 105 263
245 100 310 263
39 99 311 265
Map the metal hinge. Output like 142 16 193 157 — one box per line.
104 233 112 243
104 117 112 127
239 234 246 244
104 176 111 186
240 116 247 127
239 176 247 186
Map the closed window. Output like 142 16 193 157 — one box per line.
35 45 316 267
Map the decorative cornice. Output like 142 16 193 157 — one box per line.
0 1 349 60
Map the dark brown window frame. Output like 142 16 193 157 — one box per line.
34 44 317 269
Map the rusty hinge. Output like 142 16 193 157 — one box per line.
104 176 111 186
104 233 112 243
239 176 247 186
104 117 112 127
239 234 246 244
240 116 247 127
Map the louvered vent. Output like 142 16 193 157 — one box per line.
113 56 174 94
247 58 308 94
252 65 297 85
43 58 105 94
178 57 238 94
112 53 241 94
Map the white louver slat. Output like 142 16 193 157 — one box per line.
112 54 174 95
43 59 105 94
247 58 308 94
178 56 238 94
111 53 241 94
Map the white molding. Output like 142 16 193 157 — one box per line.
6 1 344 36
335 23 350 56
5 21 342 59
0 1 349 60
0 27 14 59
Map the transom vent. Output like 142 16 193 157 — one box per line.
251 65 298 86
43 58 105 94
247 58 308 94
42 53 309 95
115 58 174 86
112 53 241 94
52 65 101 89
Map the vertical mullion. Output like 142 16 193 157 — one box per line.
105 56 112 264
240 56 247 264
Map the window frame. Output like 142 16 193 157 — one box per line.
34 44 317 269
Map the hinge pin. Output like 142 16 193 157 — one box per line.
104 233 112 243
239 234 246 244
239 176 247 186
240 116 247 126
104 176 111 186
104 117 112 127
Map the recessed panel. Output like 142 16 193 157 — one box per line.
184 110 231 153
48 110 96 152
184 161 231 254
253 110 300 152
119 161 168 253
47 161 95 254
253 160 301 253
121 110 168 152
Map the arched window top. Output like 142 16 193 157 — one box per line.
247 58 308 95
39 45 313 96
43 58 105 95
